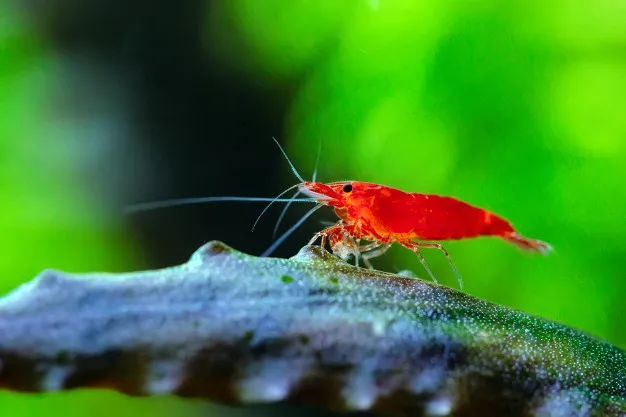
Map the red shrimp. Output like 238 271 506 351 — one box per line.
300 181 552 288
127 138 551 289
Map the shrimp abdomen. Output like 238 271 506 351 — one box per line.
411 195 552 254
406 195 509 240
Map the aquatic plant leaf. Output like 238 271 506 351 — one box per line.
0 241 624 416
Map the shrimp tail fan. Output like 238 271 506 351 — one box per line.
503 233 553 255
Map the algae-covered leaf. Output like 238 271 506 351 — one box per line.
0 241 624 416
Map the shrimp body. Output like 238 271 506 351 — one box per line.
301 181 552 287
129 135 551 290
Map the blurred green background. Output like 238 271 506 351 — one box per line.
1 0 625 416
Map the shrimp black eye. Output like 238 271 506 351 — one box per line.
342 183 353 193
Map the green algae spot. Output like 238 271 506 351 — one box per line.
281 275 294 283
243 330 254 342
329 276 339 285
55 350 69 362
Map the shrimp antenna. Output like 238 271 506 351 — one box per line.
251 183 301 232
261 204 323 257
272 189 302 238
272 137 305 183
125 196 317 213
312 138 322 183
271 139 321 237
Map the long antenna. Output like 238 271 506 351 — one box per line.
261 204 323 257
272 138 325 237
312 138 322 183
251 184 300 232
125 196 316 213
272 189 302 238
272 137 305 183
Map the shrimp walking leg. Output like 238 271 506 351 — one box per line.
412 241 463 289
328 228 361 263
311 224 358 261
323 227 386 269
360 244 391 269
340 232 361 267
308 223 344 247
399 241 439 284
348 237 383 268
328 234 387 268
